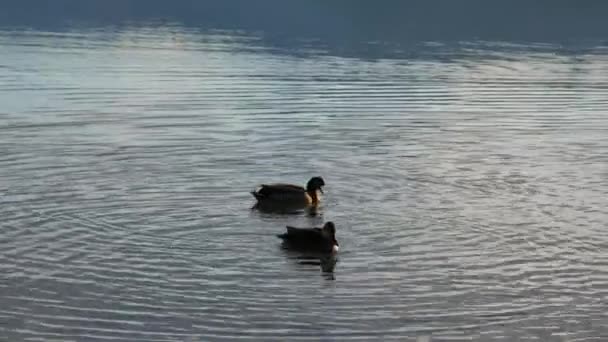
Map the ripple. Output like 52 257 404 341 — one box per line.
1 25 608 341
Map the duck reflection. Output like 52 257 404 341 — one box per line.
282 249 338 278
252 201 321 217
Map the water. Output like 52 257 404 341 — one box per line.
1 2 608 341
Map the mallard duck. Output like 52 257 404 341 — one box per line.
277 221 339 253
251 176 325 208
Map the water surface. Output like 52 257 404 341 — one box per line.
1 10 608 342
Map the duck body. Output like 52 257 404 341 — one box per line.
251 177 325 210
252 183 314 206
277 222 339 254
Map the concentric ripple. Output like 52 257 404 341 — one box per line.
1 25 607 342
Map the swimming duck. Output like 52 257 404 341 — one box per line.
251 176 325 209
277 221 339 254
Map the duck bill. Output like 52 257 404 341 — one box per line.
319 187 324 194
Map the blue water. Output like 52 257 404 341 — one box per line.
1 1 608 341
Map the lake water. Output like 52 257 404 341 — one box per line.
1 2 608 341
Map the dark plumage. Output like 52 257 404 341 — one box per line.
251 177 325 209
277 221 339 253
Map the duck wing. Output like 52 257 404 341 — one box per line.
253 183 306 201
278 226 330 251
284 226 322 237
261 183 305 193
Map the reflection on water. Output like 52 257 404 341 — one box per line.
1 15 608 342
282 251 338 276
253 201 322 216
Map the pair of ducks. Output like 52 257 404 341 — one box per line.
251 176 339 254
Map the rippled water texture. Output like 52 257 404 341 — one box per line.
1 20 608 342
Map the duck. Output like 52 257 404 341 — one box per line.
251 176 325 209
277 221 339 254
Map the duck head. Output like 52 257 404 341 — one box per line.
306 176 325 194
